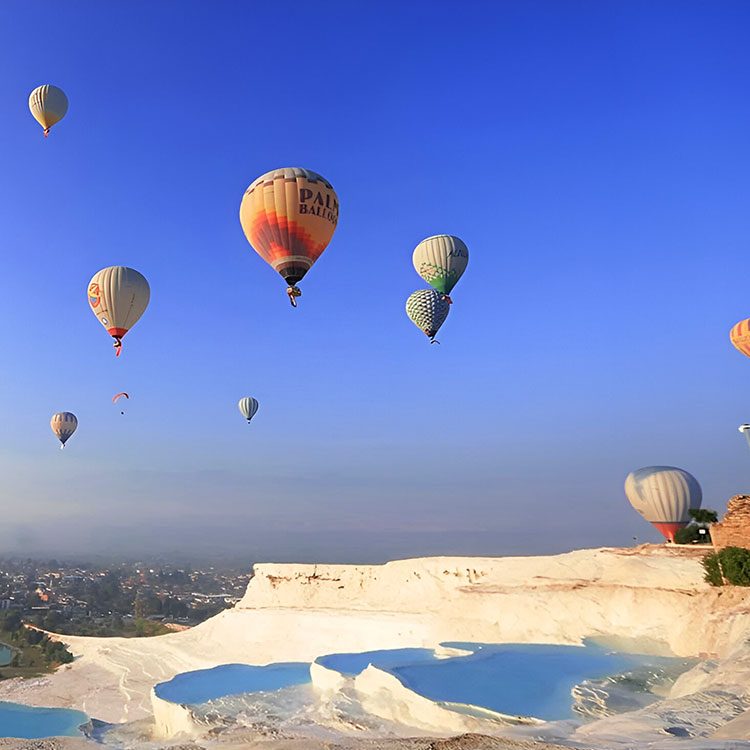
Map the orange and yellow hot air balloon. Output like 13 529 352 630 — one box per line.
731 319 750 358
239 167 339 306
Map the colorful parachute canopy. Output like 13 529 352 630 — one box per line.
412 235 468 297
112 392 129 403
624 466 702 542
406 289 450 343
238 397 259 423
29 85 68 137
88 267 150 356
239 167 339 305
50 411 77 449
730 319 750 357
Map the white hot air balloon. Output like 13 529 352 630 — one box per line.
50 412 78 449
624 466 702 542
238 397 259 423
87 267 150 356
29 85 68 137
739 425 750 453
406 289 450 343
412 235 468 301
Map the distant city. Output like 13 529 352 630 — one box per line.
0 558 252 637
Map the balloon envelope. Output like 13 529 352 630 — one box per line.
730 319 750 357
50 412 77 448
239 167 339 287
406 289 450 341
238 397 259 423
88 267 150 355
412 235 468 295
624 466 702 542
29 85 68 136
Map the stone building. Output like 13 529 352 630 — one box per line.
712 495 750 550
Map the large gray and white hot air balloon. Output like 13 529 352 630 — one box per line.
238 397 259 424
50 412 78 449
624 466 702 542
406 289 450 343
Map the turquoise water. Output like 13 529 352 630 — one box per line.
157 643 688 722
0 701 88 738
155 662 310 704
0 643 12 666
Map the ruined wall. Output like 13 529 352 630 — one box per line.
712 495 750 550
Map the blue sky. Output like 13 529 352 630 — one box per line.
0 1 749 563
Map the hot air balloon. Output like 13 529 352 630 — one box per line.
731 319 750 358
412 235 468 301
238 397 259 423
50 412 77 449
406 289 450 343
113 392 129 415
239 167 339 306
88 267 150 356
29 85 68 137
739 425 750 453
624 466 702 542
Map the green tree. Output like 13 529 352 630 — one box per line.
689 509 719 524
674 525 711 544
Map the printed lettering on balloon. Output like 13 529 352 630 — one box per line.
298 187 338 225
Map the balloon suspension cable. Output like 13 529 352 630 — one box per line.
286 286 302 308
113 337 123 357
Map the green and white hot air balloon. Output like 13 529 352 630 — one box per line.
238 397 259 423
406 289 450 343
412 235 468 300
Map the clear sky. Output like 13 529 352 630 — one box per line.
0 1 749 564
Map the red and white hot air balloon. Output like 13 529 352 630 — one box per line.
624 466 702 542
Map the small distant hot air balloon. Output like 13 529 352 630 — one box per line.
50 412 77 449
624 466 702 542
739 425 750 453
731 319 750 358
239 167 339 306
29 85 68 137
412 235 468 302
238 397 259 423
406 289 450 343
113 392 129 415
88 267 150 356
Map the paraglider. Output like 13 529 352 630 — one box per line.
29 85 68 137
406 289 450 343
730 319 750 358
50 412 77 449
624 466 702 542
113 392 129 415
87 267 150 356
239 167 339 307
238 397 259 423
412 235 468 302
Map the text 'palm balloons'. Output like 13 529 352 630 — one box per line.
412 235 468 298
50 412 77 449
88 267 150 356
624 466 702 542
238 397 259 423
29 85 68 137
406 289 450 343
730 319 750 358
239 167 339 306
